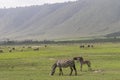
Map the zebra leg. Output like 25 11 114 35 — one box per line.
80 63 83 71
73 65 77 76
59 67 63 76
61 68 63 75
69 67 73 76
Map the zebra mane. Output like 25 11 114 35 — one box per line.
73 57 84 61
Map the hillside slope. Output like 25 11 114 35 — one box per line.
0 0 120 40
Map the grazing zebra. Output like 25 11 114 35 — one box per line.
73 57 92 71
50 59 77 76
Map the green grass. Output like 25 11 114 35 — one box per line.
0 43 120 80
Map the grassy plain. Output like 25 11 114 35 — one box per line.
0 43 120 80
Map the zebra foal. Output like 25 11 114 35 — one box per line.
50 59 77 76
74 57 92 71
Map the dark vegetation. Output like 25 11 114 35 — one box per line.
0 38 120 45
105 31 120 38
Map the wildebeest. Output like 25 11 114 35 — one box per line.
33 48 39 51
50 59 77 76
9 49 12 52
87 45 91 48
88 44 94 48
0 50 3 53
12 47 15 50
45 45 47 48
28 46 32 48
91 45 94 48
80 45 85 48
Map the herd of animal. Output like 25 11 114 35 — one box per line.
80 44 94 48
0 45 48 53
50 56 92 76
0 44 93 53
0 45 92 76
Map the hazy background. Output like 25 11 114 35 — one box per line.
0 0 77 8
0 0 120 41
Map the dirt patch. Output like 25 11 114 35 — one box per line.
49 58 56 60
92 69 104 73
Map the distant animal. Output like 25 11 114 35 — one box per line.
33 48 39 51
88 45 94 48
0 50 3 53
91 45 94 48
87 45 90 48
12 47 15 50
45 45 47 48
20 49 24 52
28 46 32 48
73 57 92 71
50 59 77 76
9 49 12 52
80 45 85 48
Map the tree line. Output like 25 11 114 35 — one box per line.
0 38 120 45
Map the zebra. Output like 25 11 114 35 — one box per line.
50 59 77 76
73 57 92 71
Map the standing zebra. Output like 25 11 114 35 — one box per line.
73 57 92 71
50 59 77 76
